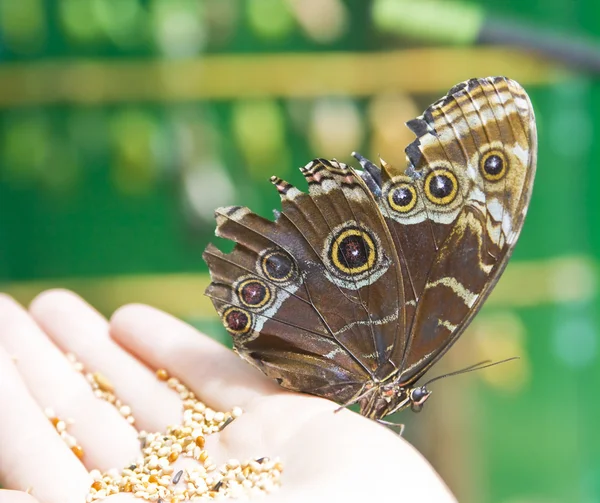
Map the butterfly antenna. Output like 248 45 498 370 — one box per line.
423 357 520 387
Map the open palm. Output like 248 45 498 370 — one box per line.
0 290 455 503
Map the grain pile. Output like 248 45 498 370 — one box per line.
47 355 282 501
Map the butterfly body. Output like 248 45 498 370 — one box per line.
354 379 431 419
204 77 537 421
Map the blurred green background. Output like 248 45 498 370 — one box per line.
0 0 598 502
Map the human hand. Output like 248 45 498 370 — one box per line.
0 290 456 503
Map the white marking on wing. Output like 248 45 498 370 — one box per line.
437 319 458 332
475 108 498 126
230 207 250 220
512 143 529 165
215 206 251 230
246 281 302 343
383 203 460 225
363 343 396 361
514 96 531 112
425 276 478 308
469 186 486 204
324 347 344 359
332 308 399 337
324 265 390 291
321 179 337 193
342 186 368 201
467 164 479 181
381 206 426 225
487 198 504 223
486 218 503 248
487 199 513 237
285 187 302 200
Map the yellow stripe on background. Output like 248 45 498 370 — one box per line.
0 48 562 107
0 256 595 320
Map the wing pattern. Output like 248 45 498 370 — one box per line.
362 76 537 384
204 159 406 404
204 76 537 414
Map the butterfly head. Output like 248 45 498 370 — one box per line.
361 382 432 419
408 386 431 413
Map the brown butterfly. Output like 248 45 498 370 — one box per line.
203 77 537 425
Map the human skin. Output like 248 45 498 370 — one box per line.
0 290 456 503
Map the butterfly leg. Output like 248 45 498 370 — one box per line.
376 419 405 436
333 384 371 414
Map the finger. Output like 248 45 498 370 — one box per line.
0 294 139 471
0 491 41 503
0 347 91 503
29 290 183 434
110 304 280 411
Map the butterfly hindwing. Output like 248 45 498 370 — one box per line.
204 159 407 404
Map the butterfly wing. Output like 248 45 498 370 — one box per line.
365 77 537 383
204 159 407 404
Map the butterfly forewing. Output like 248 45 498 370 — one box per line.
376 77 537 383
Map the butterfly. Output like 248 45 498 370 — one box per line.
203 77 537 424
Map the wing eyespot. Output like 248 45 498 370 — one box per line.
236 278 272 309
480 149 508 182
424 168 459 206
329 227 378 275
387 183 418 213
321 221 390 290
259 249 297 283
222 307 253 335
